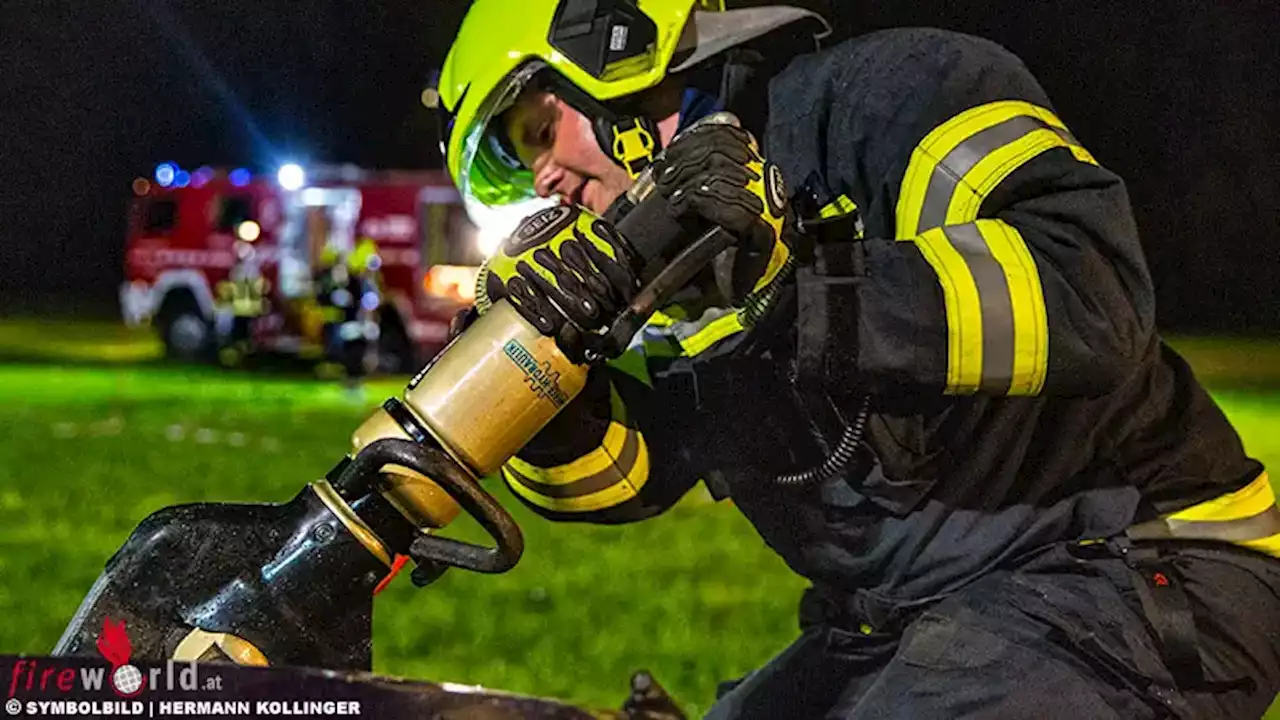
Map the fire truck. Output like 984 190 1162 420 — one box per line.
121 163 540 372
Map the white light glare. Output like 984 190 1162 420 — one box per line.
477 227 506 257
235 220 262 242
466 196 558 258
277 163 305 191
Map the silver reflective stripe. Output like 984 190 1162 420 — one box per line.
942 224 1014 393
504 426 640 499
918 115 1054 231
1051 126 1083 149
1127 504 1280 542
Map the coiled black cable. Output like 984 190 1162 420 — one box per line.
773 394 871 487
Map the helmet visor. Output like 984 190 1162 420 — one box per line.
452 60 550 208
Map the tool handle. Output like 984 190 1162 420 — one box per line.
338 438 524 576
592 226 735 360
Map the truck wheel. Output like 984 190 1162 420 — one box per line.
158 293 212 363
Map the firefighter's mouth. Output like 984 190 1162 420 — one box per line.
560 180 586 208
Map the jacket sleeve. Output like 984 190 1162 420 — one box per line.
499 344 702 524
795 29 1156 398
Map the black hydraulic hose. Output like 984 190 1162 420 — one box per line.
773 395 871 487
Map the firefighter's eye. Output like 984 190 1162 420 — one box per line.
534 119 554 147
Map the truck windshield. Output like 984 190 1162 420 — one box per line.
143 199 177 233
216 196 255 232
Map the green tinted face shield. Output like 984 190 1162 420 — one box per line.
442 61 550 208
443 59 665 209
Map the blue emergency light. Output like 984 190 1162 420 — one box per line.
154 163 177 188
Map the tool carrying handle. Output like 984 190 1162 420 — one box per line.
337 438 524 576
592 225 736 360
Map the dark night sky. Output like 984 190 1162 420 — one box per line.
1 1 1277 331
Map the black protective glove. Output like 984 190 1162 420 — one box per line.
476 204 643 363
650 123 797 306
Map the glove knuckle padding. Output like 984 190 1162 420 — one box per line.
588 219 641 296
527 248 598 324
659 159 757 197
503 274 560 335
665 140 756 169
659 123 754 161
560 238 615 314
579 238 631 307
476 202 651 364
693 176 766 216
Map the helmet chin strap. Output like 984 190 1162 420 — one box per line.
591 114 663 179
540 70 663 181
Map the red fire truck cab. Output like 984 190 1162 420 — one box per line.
122 163 531 371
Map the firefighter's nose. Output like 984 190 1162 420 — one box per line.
533 157 565 199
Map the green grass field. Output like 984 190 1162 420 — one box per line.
0 319 1277 716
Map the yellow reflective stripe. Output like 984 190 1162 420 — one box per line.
900 101 1042 237
1020 104 1096 164
897 100 1097 237
1127 473 1280 558
503 431 650 513
1167 472 1275 523
1240 533 1280 557
641 306 744 359
912 227 983 393
980 221 1049 395
650 304 697 326
648 311 678 326
679 312 744 357
505 421 630 486
946 128 1074 225
505 384 631 485
819 194 858 219
501 384 651 513
909 221 1048 395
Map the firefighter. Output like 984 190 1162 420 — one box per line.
313 244 350 378
214 240 269 367
339 237 384 391
438 2 1280 717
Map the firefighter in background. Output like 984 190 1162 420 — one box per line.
313 239 383 389
214 240 269 367
313 243 349 378
339 237 384 391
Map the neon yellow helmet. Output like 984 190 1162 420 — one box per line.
436 0 828 208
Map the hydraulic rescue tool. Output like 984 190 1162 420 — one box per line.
51 114 745 716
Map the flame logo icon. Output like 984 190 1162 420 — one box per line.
96 618 145 698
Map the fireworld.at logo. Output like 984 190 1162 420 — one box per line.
96 617 144 697
7 618 222 699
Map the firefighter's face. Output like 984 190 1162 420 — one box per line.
503 90 680 215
